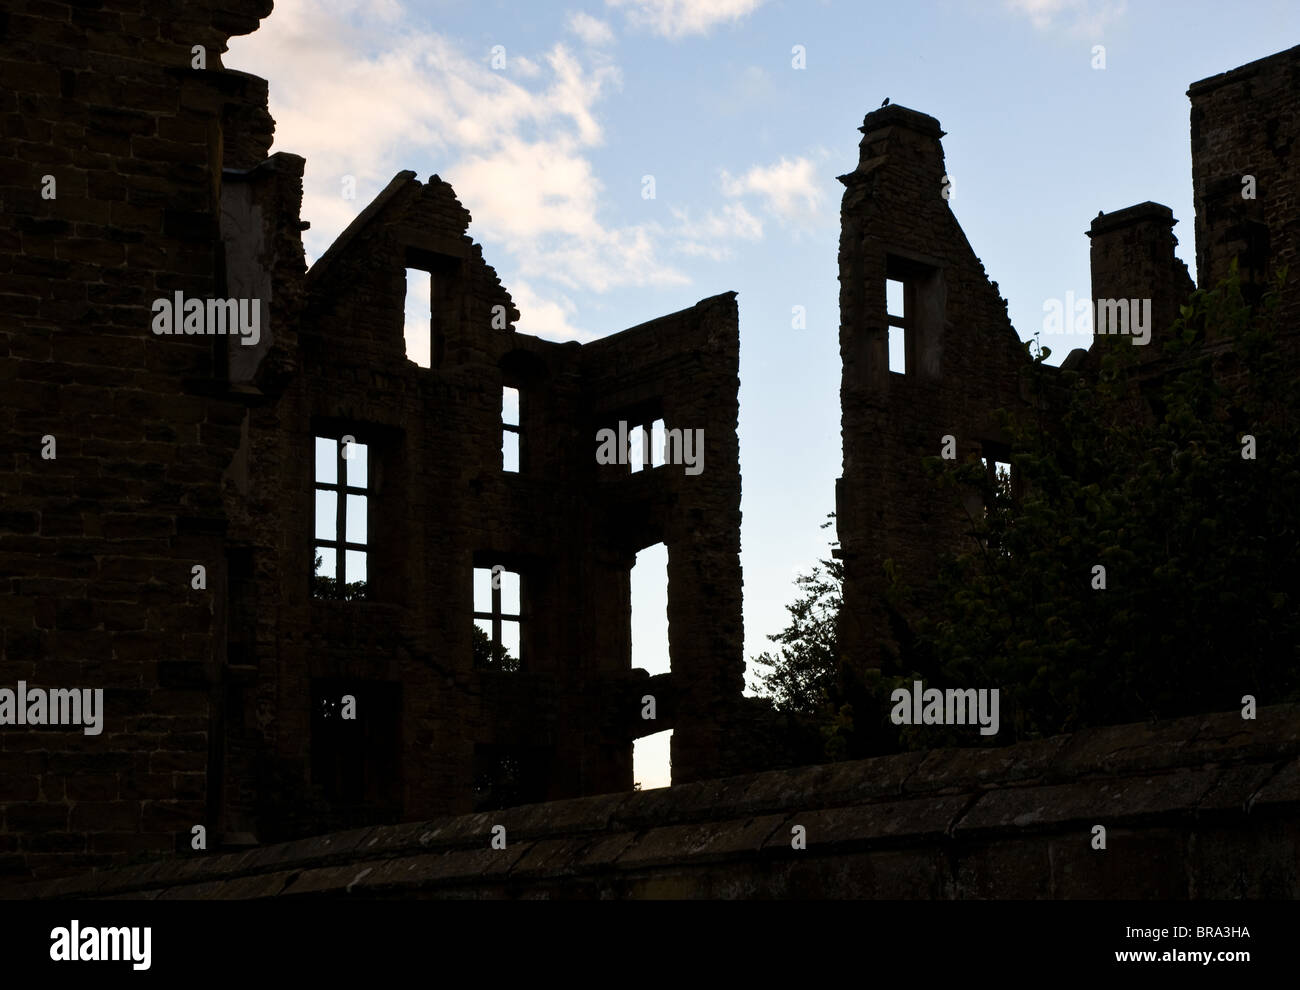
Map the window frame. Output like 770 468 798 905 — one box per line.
314 434 369 592
473 562 523 672
886 277 910 374
501 385 521 474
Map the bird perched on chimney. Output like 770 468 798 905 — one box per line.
881 97 890 107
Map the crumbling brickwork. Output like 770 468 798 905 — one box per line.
1190 43 1300 326
2 0 1295 892
1 0 744 880
836 44 1300 681
834 106 1032 675
219 168 744 840
0 0 281 880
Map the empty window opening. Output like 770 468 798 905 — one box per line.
473 563 521 671
404 268 432 369
887 277 908 373
473 744 548 811
632 543 669 675
886 278 905 321
981 456 1013 501
634 729 672 791
631 543 670 787
887 325 907 374
650 419 665 468
502 386 520 473
624 417 665 473
980 454 1014 554
885 256 945 379
311 678 401 811
314 435 368 600
629 421 646 472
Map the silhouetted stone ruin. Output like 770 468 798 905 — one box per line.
0 0 1297 897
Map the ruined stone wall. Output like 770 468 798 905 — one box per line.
10 705 1295 899
0 0 281 881
581 293 745 785
1189 44 1300 326
221 171 550 838
212 164 744 839
0 0 747 874
835 106 1033 675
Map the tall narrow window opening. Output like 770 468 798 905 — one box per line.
884 254 944 379
404 268 432 369
311 678 401 813
502 386 520 473
631 543 671 789
887 277 908 374
314 435 369 599
473 563 521 671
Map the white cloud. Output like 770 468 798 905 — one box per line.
227 0 686 316
568 11 616 47
720 156 826 226
1004 0 1126 36
511 54 544 78
669 203 763 260
606 0 766 39
509 279 595 342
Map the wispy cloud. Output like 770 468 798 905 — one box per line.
720 155 828 228
669 202 764 260
228 0 695 341
568 11 616 47
605 0 766 39
509 279 594 341
1004 0 1126 36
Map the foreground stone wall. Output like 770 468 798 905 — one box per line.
9 704 1296 899
0 0 280 881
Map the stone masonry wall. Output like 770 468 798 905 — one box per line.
836 106 1033 676
0 0 277 881
1189 44 1300 326
214 168 744 840
8 704 1296 899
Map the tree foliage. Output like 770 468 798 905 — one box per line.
311 553 367 601
473 623 520 673
747 517 842 717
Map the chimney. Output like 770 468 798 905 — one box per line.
847 105 947 193
1087 202 1194 354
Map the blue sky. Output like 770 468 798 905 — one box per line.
231 0 1298 787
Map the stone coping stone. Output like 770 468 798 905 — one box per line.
954 769 1224 834
1252 757 1300 809
8 704 1297 899
904 736 1069 794
613 814 791 870
771 794 974 848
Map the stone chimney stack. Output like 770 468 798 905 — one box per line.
852 104 947 196
1087 202 1194 354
